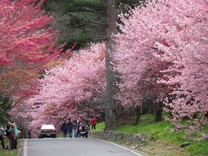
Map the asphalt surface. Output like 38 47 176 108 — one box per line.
21 138 147 156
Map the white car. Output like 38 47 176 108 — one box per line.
38 124 56 138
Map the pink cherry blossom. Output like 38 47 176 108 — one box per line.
27 43 106 129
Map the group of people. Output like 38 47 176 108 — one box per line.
60 117 97 138
0 121 21 150
0 117 97 150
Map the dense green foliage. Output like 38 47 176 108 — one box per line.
90 122 105 131
42 0 145 50
0 95 12 124
43 0 106 50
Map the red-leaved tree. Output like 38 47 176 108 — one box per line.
0 0 72 134
0 0 70 100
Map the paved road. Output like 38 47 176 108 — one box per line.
21 138 147 156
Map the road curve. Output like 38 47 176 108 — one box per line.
21 138 148 156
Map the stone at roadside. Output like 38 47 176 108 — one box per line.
180 142 190 148
166 146 174 150
89 130 146 146
131 144 142 149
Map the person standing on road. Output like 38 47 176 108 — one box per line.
7 121 21 150
66 118 73 138
90 117 97 130
5 124 11 149
77 120 80 138
85 120 90 131
0 125 5 149
73 120 78 138
28 129 32 139
60 121 67 138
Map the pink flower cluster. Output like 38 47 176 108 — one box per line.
28 43 106 128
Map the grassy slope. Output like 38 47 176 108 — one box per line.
95 114 208 156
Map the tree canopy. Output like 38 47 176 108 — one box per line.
0 0 71 100
0 94 12 124
42 0 145 50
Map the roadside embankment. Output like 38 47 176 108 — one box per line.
89 130 147 148
88 114 208 156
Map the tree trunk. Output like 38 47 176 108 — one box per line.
155 102 163 122
105 0 118 130
133 106 141 125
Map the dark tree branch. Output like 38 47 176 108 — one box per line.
67 13 107 27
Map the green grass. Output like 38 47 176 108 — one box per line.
115 121 208 155
90 122 105 131
0 149 18 156
0 139 20 156
94 113 208 156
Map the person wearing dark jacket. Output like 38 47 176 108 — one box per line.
60 122 67 138
66 119 73 138
79 123 89 138
73 120 79 138
7 121 21 150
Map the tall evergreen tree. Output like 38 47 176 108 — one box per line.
43 0 144 50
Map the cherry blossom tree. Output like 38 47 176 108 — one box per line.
28 43 106 129
114 0 171 122
154 0 208 140
114 0 208 139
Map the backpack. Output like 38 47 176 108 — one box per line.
61 123 67 132
80 126 86 133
